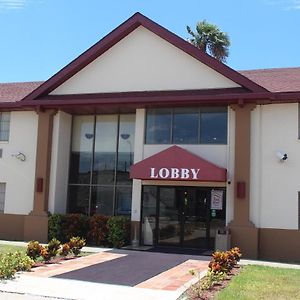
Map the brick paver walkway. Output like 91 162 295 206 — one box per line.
26 251 208 291
135 259 208 291
26 252 125 277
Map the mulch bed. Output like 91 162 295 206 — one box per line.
32 256 79 268
184 266 241 300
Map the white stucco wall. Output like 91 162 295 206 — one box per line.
51 26 240 95
48 111 72 214
250 103 300 229
0 111 38 214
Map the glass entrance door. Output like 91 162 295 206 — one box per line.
157 187 213 249
141 185 225 249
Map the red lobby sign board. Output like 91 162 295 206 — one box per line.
130 145 227 182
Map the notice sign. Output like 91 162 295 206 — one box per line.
211 190 223 210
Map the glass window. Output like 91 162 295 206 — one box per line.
200 108 227 144
0 183 6 213
91 186 114 216
141 186 157 245
93 115 118 185
68 114 134 216
69 116 94 184
115 186 132 215
117 114 135 185
0 113 10 141
68 185 90 215
145 107 227 145
173 108 199 144
145 109 171 144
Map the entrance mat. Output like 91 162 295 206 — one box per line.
147 247 213 256
54 249 208 286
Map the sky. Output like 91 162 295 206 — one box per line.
0 0 299 83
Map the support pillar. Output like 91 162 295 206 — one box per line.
229 104 258 258
24 110 56 242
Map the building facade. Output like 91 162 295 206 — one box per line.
0 13 300 261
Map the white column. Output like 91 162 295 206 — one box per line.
131 109 145 221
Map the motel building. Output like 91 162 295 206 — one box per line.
0 13 300 262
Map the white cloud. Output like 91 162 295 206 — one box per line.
265 0 300 10
0 0 27 10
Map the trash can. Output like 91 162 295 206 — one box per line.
215 228 231 251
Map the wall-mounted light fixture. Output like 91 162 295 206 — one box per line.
11 152 26 162
276 151 288 162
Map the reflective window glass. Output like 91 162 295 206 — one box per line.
173 108 199 144
115 186 132 215
145 109 171 144
117 114 135 185
200 108 227 144
0 112 10 141
91 186 114 216
69 116 94 184
93 115 118 185
68 185 90 215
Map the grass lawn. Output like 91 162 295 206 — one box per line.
0 244 26 254
215 265 300 300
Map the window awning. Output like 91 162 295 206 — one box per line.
130 145 227 182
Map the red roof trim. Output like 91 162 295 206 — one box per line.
23 12 267 101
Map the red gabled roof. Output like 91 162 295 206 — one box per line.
240 67 300 92
0 82 43 103
22 12 267 101
130 145 227 182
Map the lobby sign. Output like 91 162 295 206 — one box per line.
150 167 200 180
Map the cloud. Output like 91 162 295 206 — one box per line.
265 0 300 10
0 0 29 10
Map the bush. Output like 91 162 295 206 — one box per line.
68 237 86 256
88 215 109 246
107 216 130 248
0 252 34 279
40 246 51 262
47 238 61 258
26 240 42 260
48 213 65 241
59 243 71 257
61 214 89 242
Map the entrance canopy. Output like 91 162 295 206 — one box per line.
130 145 227 182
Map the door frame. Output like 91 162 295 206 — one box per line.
140 185 226 250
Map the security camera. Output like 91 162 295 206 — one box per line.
276 151 288 161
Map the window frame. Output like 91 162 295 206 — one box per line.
0 183 6 213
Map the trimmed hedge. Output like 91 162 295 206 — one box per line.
48 213 131 248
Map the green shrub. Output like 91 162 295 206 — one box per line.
48 213 89 242
107 216 130 248
26 240 42 260
48 213 65 241
61 214 89 242
0 252 34 279
47 238 61 258
68 237 86 256
88 215 109 246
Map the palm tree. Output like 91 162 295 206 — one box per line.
187 20 230 63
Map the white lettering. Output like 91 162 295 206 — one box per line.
171 168 180 179
150 168 158 178
181 168 189 179
191 168 200 180
159 168 170 179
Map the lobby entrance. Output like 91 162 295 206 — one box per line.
141 186 226 250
